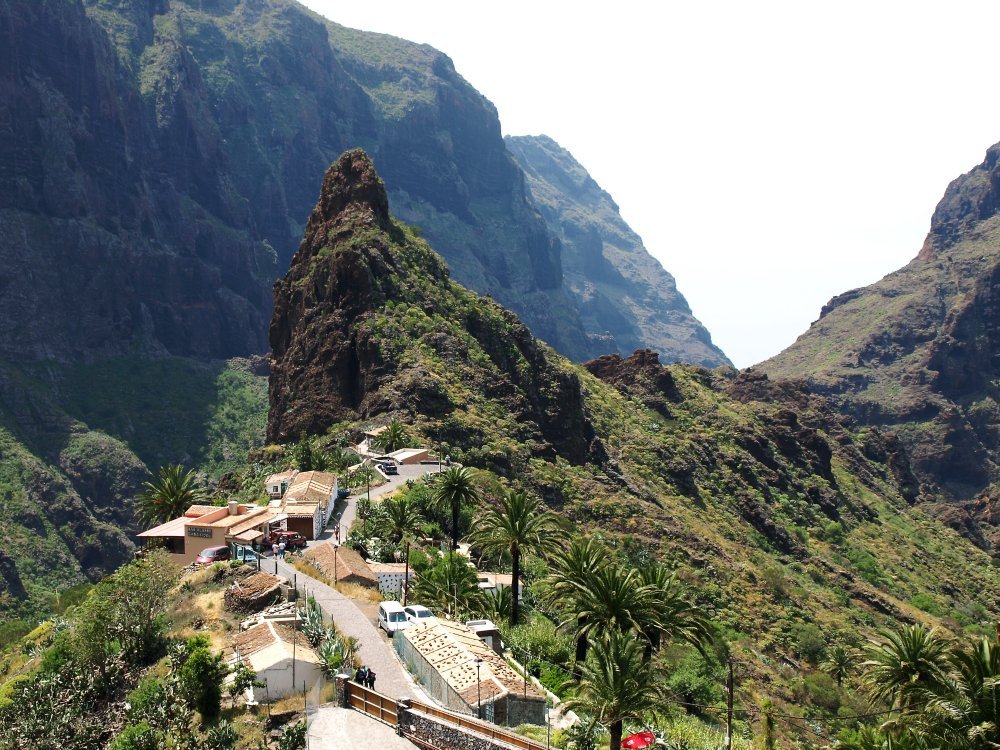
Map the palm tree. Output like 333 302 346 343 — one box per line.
467 489 560 626
561 629 668 750
137 464 208 527
412 552 481 616
374 421 410 453
382 497 424 605
430 466 480 550
636 562 711 660
821 644 856 688
863 625 949 710
543 536 607 678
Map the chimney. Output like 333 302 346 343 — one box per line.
228 500 239 516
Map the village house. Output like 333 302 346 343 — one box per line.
303 543 378 589
137 501 276 566
228 620 321 700
264 470 298 500
476 572 523 601
367 561 415 598
395 618 545 725
279 470 338 539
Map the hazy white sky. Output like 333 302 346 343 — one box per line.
300 0 1000 367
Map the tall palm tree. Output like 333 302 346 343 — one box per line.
863 625 949 710
636 562 711 660
561 629 668 750
412 552 481 616
382 497 424 605
821 644 856 688
911 636 999 750
467 489 560 626
137 464 208 527
374 421 410 453
574 565 656 647
430 466 480 550
543 536 607 678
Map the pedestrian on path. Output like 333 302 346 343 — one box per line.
272 542 279 557
367 670 377 691
279 540 286 559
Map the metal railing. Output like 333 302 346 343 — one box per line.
347 681 398 727
407 699 547 750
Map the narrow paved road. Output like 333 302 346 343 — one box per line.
271 556 426 701
309 463 433 548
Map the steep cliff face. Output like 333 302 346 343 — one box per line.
507 135 730 367
761 144 1000 552
268 149 602 465
0 0 610 363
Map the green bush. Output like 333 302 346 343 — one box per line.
109 721 162 750
791 622 826 664
505 617 573 666
803 671 840 711
179 638 229 722
666 649 724 709
126 676 167 721
909 593 945 617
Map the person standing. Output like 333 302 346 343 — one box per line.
272 541 279 557
278 540 286 559
367 670 376 690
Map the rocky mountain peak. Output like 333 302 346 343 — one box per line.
305 149 391 242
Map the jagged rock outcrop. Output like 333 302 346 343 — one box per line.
268 150 603 465
761 143 1000 551
507 135 730 367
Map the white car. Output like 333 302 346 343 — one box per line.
404 604 434 623
378 601 409 634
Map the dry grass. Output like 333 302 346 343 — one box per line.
335 581 381 604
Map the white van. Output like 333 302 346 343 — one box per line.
378 601 409 635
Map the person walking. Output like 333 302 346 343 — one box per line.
271 541 279 557
278 540 286 559
367 670 376 690
354 665 365 684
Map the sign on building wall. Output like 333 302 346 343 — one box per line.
186 527 213 539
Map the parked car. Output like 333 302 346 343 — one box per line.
195 545 231 565
378 601 410 635
337 487 350 500
271 530 308 550
377 462 398 476
233 545 258 563
404 605 434 623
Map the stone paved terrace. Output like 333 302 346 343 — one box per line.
308 706 417 750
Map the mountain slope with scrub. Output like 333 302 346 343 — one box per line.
266 148 999 737
760 143 1000 553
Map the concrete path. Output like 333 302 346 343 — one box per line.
272 556 426 701
308 706 417 750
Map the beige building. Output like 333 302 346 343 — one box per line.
368 561 415 598
229 620 321 701
282 470 337 538
137 502 275 566
264 470 298 499
395 618 545 725
304 543 378 589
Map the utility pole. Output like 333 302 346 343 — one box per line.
725 656 734 750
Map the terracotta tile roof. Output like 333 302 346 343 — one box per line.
400 618 542 705
305 543 377 587
284 504 319 517
229 510 277 536
368 562 410 574
230 621 318 668
190 506 269 530
136 515 189 538
185 505 220 517
284 471 336 507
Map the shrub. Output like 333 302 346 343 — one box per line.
760 564 787 597
127 676 167 721
909 593 945 617
791 622 826 664
109 721 162 750
179 639 229 722
803 671 840 711
504 617 573 666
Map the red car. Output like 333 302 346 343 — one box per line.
195 545 231 564
271 531 308 550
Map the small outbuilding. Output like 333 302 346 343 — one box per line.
229 620 321 701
